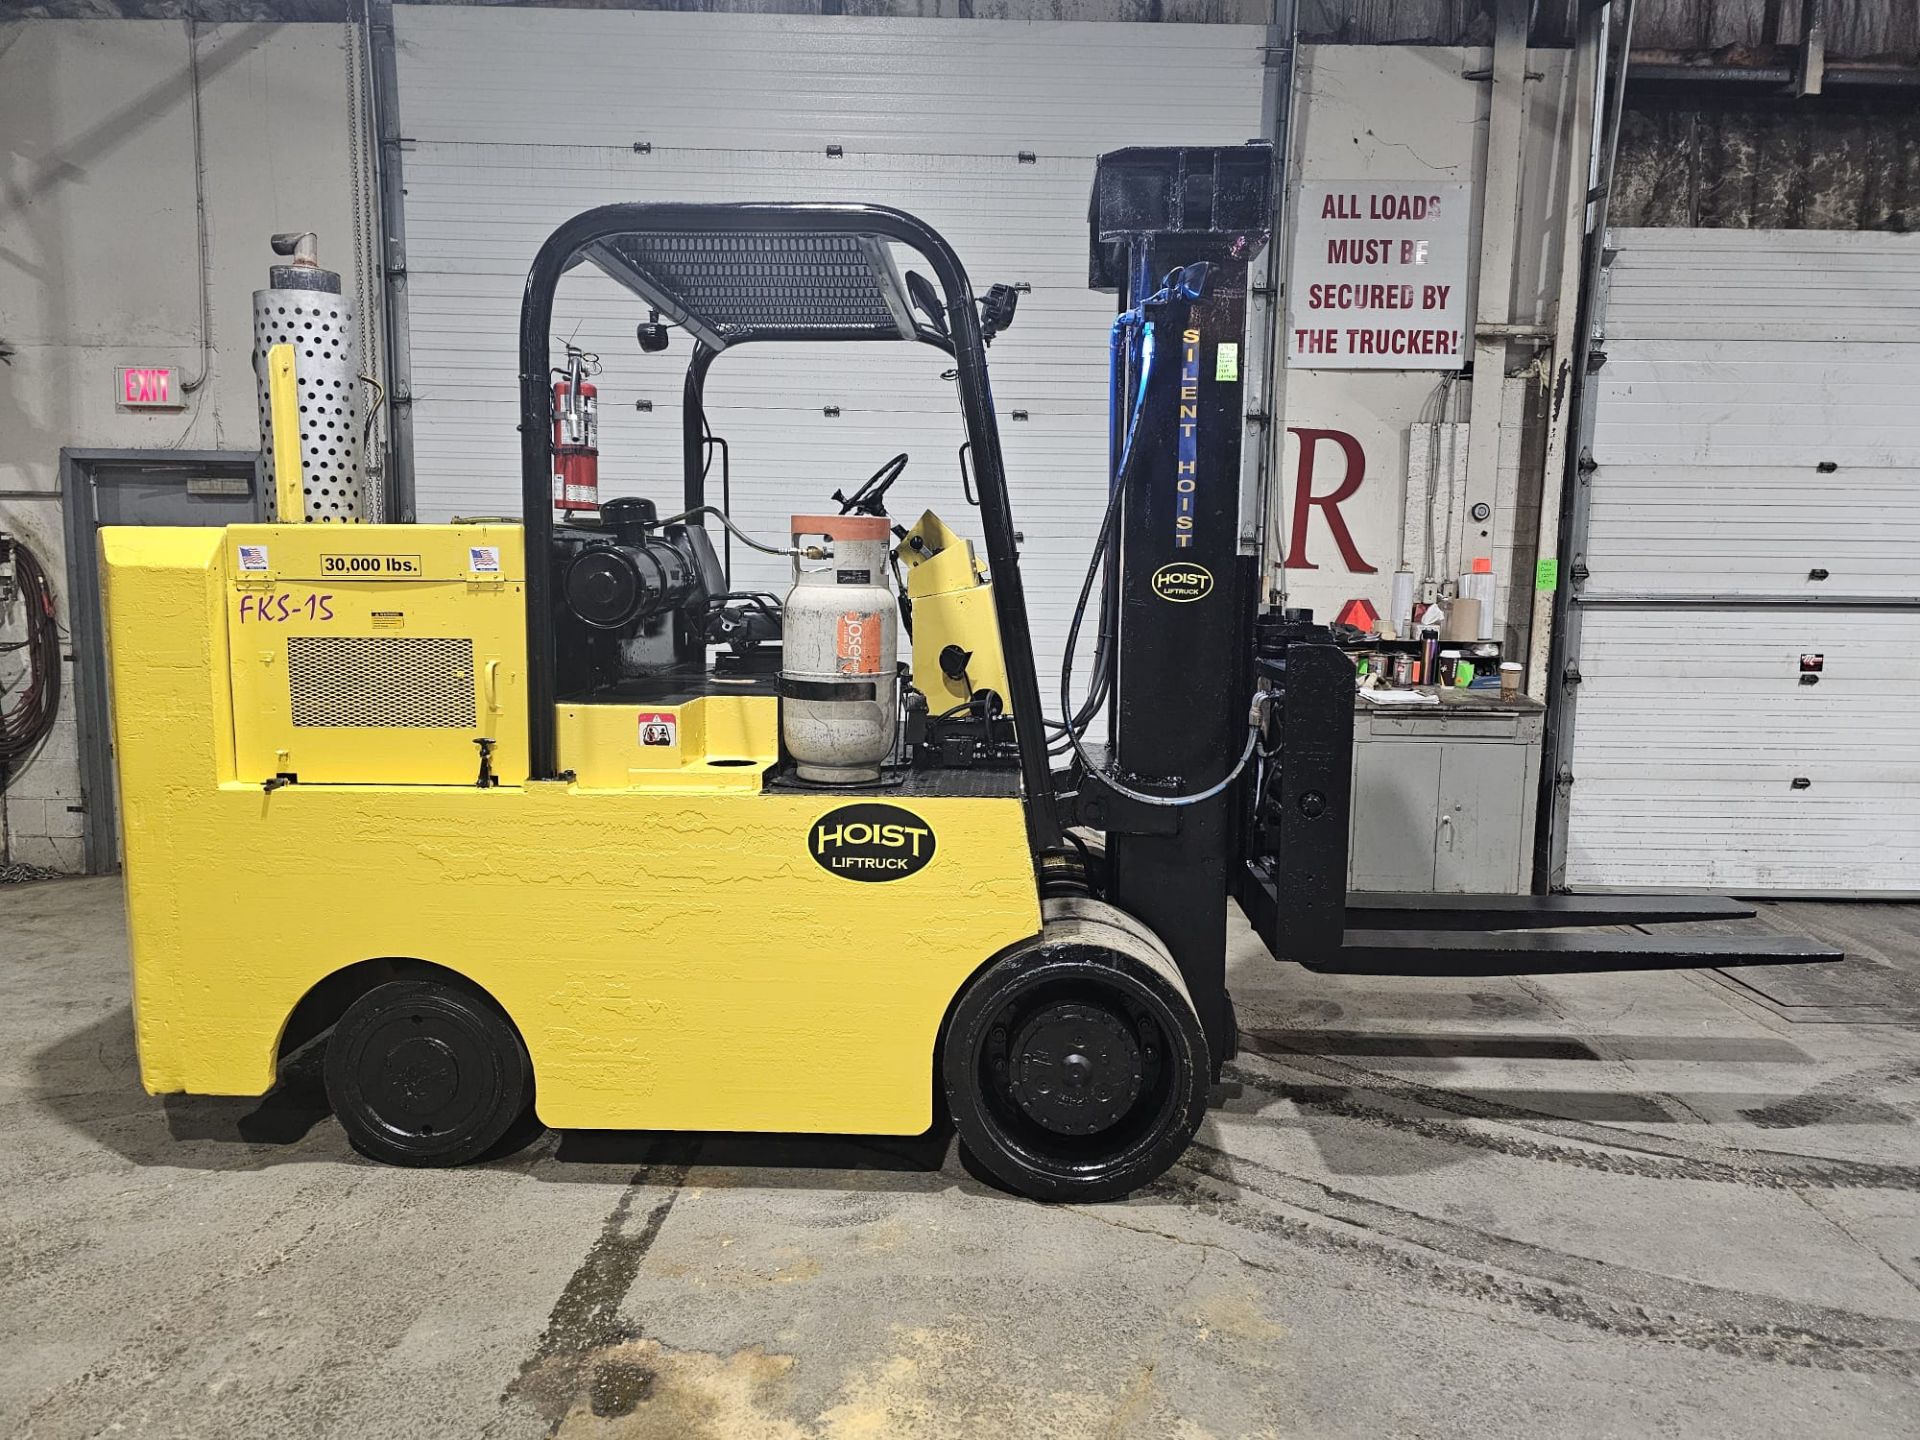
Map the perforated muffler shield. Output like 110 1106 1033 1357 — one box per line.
252 287 364 523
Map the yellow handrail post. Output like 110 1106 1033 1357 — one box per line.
267 342 304 521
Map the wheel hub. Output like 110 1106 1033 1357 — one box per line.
351 1007 491 1137
381 1035 461 1116
1007 1001 1142 1136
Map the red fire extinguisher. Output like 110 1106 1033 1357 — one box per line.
552 342 600 515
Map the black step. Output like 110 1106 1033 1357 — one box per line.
1346 892 1758 932
1317 928 1843 977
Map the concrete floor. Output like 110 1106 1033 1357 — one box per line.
6 878 1920 1438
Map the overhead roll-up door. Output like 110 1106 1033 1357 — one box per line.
1561 228 1920 894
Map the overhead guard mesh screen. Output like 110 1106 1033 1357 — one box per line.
582 231 915 348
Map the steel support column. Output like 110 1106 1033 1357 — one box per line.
366 0 416 522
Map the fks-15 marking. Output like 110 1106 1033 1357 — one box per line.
238 593 336 623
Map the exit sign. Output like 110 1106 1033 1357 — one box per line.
117 366 186 409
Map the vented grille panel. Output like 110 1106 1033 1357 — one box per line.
582 233 909 346
288 636 476 729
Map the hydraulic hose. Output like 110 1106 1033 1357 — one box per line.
1087 313 1133 706
1055 318 1262 808
1056 462 1260 806
1073 311 1141 732
1036 320 1138 756
1052 293 1259 814
1050 272 1197 749
1044 317 1157 749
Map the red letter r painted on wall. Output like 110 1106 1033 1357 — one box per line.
1284 427 1377 574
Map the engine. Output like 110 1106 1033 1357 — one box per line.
562 498 709 631
552 496 728 687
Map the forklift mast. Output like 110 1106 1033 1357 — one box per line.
1083 145 1275 1063
1075 144 1836 1046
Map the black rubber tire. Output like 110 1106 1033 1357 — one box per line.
324 979 535 1167
941 942 1210 1203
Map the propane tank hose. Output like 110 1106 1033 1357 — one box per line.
652 505 806 558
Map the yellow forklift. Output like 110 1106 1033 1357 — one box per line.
103 146 1835 1201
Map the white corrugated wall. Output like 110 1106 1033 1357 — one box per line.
393 8 1269 694
1564 227 1920 893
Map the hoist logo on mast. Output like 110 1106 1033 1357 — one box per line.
1174 328 1200 548
1150 563 1214 603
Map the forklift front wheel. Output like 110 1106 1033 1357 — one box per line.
324 979 536 1167
942 916 1210 1204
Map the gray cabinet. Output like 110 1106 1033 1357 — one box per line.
1349 697 1544 894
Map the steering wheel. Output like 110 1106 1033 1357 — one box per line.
834 453 910 516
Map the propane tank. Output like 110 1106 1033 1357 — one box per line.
782 514 897 784
553 343 600 516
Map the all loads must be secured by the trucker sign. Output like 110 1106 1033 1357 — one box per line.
1287 182 1470 371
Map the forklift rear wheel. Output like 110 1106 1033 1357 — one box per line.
324 979 535 1167
942 911 1210 1203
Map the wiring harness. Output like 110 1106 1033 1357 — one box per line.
0 534 61 788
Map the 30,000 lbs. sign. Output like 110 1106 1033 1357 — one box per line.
1287 182 1470 371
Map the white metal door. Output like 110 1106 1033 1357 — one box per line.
1563 228 1920 894
393 8 1268 695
